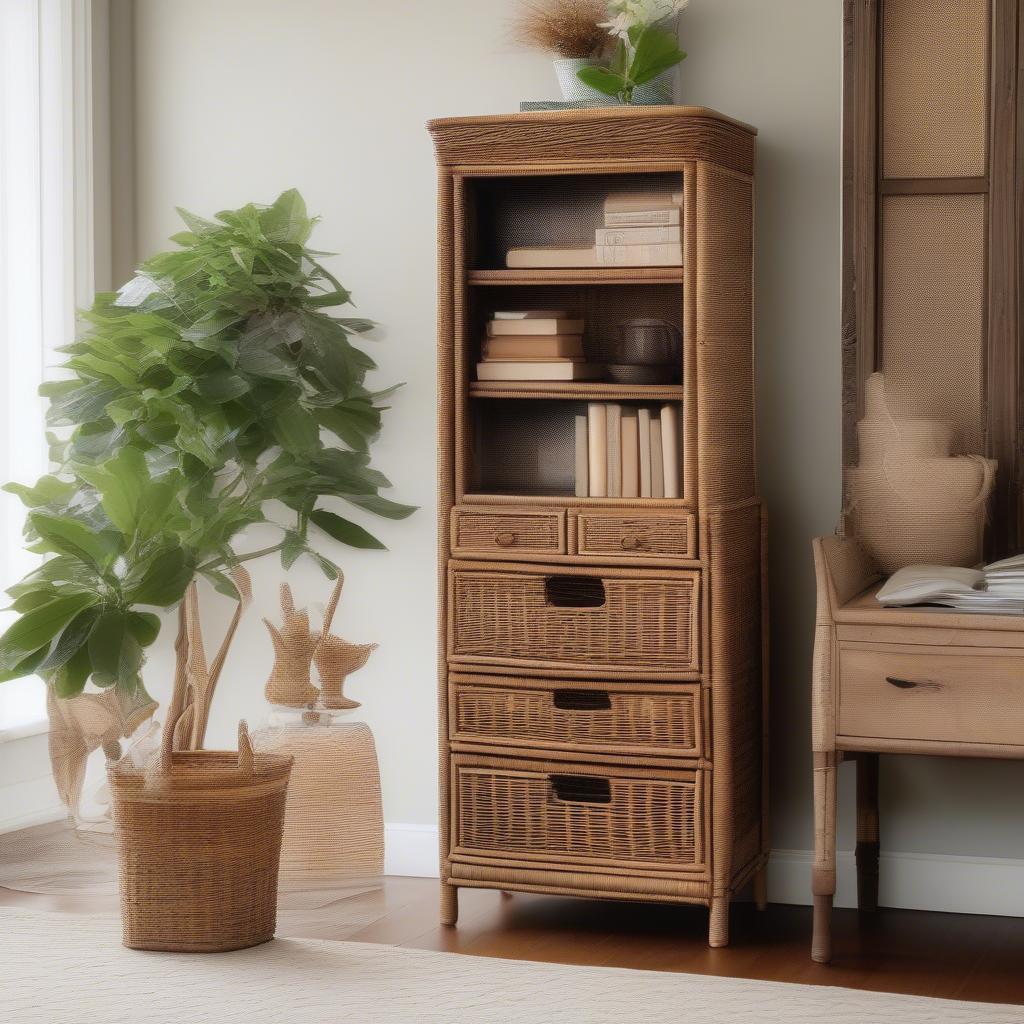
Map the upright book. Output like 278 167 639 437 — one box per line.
621 409 640 499
660 404 680 498
605 404 622 498
587 403 608 498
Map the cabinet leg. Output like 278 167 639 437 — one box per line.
856 753 880 913
708 896 729 947
440 882 458 926
812 750 838 963
753 864 768 911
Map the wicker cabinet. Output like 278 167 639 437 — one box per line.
429 107 766 947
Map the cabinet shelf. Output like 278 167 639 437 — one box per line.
468 267 684 287
469 382 684 402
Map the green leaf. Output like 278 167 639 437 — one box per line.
0 647 49 685
196 371 251 403
88 609 127 683
75 446 149 536
260 189 313 245
576 65 626 97
628 25 686 85
0 593 100 674
280 530 305 569
310 509 386 549
51 644 92 697
37 608 100 672
126 611 161 648
28 511 120 569
3 476 77 509
198 570 240 601
310 551 339 580
343 493 418 520
125 547 194 606
272 405 320 455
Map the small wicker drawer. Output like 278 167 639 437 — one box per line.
448 562 701 677
449 674 702 759
451 506 565 558
573 511 697 560
451 754 704 872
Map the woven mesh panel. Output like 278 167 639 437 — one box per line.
450 567 699 672
882 0 988 178
880 194 985 453
456 764 698 866
576 513 693 557
472 172 684 269
451 681 698 754
454 509 562 553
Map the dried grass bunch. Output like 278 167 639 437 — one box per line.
510 0 610 59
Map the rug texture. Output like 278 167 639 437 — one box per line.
1 909 1021 1024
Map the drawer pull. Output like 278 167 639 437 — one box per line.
886 676 942 692
544 575 606 608
620 534 648 551
493 531 516 547
552 689 612 711
550 774 611 805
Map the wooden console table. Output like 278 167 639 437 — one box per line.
811 534 1024 963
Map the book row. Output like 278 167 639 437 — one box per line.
477 310 600 381
576 403 681 499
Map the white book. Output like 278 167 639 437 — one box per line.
621 410 639 499
604 207 682 227
597 242 683 267
637 408 653 498
506 245 598 269
488 318 585 336
650 420 664 498
660 404 680 499
476 361 602 381
604 191 684 214
587 403 608 498
606 403 622 498
574 415 589 498
595 225 682 246
493 309 570 320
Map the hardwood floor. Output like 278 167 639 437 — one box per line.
3 874 1023 1005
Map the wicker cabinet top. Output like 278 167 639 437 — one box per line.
428 107 757 174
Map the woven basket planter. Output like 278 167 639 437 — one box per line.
108 721 293 952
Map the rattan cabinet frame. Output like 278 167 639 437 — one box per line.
429 107 766 948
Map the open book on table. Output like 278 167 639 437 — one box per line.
877 554 1024 614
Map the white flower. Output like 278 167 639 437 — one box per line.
602 0 690 37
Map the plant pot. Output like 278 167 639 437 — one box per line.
553 58 616 103
632 68 676 105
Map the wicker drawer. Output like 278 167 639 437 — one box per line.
573 511 697 560
838 644 1024 746
448 562 701 677
449 674 702 759
451 507 565 558
451 754 704 872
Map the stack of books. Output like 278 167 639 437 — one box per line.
575 403 680 498
507 192 684 270
476 310 601 382
877 554 1024 615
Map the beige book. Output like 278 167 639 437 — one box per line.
595 225 682 246
604 191 684 214
660 404 680 499
587 403 608 498
492 310 570 320
506 245 598 269
650 419 665 499
488 318 585 336
475 361 602 382
637 407 653 498
482 335 584 361
605 403 622 498
574 415 589 498
596 242 683 267
621 409 639 499
604 207 682 227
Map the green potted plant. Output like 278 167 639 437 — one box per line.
0 188 413 720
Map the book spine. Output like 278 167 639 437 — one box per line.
606 403 622 498
621 409 639 499
595 226 682 245
596 243 683 266
575 415 589 499
603 192 684 214
604 208 681 227
660 404 680 499
638 408 652 498
488 319 585 337
587 403 608 498
650 419 665 499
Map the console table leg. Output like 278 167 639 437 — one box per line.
753 863 768 911
440 881 459 926
812 751 838 963
856 753 880 913
708 896 729 947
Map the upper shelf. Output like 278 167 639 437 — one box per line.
469 382 684 401
468 268 684 287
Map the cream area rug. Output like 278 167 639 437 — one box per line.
1 909 1021 1024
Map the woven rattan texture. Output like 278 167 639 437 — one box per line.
450 677 699 756
454 760 699 868
880 193 985 454
576 512 694 558
449 565 699 673
108 750 291 952
453 508 563 555
882 0 988 178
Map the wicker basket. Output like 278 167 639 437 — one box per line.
108 719 293 952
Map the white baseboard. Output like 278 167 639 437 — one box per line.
384 823 439 878
0 780 65 835
767 847 1024 918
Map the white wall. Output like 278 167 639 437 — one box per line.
26 0 1017 904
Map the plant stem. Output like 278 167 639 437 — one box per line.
197 540 285 572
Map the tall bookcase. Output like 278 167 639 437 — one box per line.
429 107 765 948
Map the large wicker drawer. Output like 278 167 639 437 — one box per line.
449 673 702 759
838 643 1024 746
572 511 697 560
451 506 565 558
451 754 704 872
448 562 701 677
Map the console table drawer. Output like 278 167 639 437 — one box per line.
449 674 702 759
451 507 565 557
838 644 1024 746
573 511 697 560
448 563 701 676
